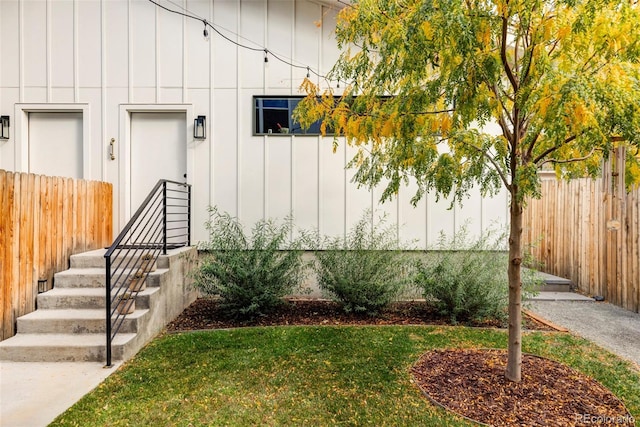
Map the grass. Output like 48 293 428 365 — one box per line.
51 326 640 427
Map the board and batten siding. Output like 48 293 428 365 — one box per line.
0 0 508 249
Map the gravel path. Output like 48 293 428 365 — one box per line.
528 299 640 369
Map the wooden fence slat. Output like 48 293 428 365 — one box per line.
31 174 41 312
18 174 27 315
0 171 113 341
63 177 73 270
38 177 49 291
11 174 21 337
0 171 10 340
55 177 64 276
20 173 35 313
78 179 87 251
3 175 13 336
45 176 53 287
72 179 80 252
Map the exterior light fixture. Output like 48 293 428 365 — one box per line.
0 116 9 139
37 279 47 293
194 116 206 139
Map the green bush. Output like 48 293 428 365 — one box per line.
310 212 411 315
194 207 306 320
414 226 510 324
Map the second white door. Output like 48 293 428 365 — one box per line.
130 112 186 209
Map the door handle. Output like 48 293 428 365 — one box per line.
109 138 116 160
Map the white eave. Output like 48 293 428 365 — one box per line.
312 0 350 9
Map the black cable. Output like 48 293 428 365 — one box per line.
147 0 331 80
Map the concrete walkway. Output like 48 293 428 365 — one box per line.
0 361 122 427
527 297 640 369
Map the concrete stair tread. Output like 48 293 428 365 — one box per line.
42 287 159 297
0 333 136 347
57 267 168 276
70 248 175 269
37 287 160 310
17 309 149 335
527 291 594 301
18 308 149 321
539 275 572 285
42 287 106 297
524 269 574 292
54 267 169 289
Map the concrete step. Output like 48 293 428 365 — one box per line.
0 333 136 362
69 249 108 269
37 287 160 310
70 248 169 269
527 269 574 292
527 291 595 302
532 282 573 292
16 309 147 334
54 267 168 289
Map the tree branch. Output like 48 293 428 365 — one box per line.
501 16 519 92
532 134 577 165
460 140 511 190
491 83 515 128
498 113 514 143
547 37 560 56
525 128 543 161
538 148 599 167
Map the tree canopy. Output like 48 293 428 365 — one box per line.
296 0 640 203
295 0 640 382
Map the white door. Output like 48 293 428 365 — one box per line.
130 112 186 208
28 112 83 178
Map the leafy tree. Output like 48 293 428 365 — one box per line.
295 0 640 381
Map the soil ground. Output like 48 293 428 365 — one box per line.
167 298 554 331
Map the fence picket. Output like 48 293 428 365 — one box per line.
0 171 10 340
10 175 21 338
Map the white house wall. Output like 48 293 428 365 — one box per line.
0 0 508 249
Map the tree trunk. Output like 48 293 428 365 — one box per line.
506 198 523 382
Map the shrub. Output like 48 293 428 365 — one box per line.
310 212 411 315
194 207 306 320
414 225 510 324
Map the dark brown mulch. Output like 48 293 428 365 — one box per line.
412 349 635 427
166 298 556 332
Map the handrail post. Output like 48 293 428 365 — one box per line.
187 184 192 247
105 255 112 367
163 181 167 255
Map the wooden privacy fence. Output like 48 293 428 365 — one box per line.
523 149 640 313
0 170 113 341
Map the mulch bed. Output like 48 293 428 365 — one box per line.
412 349 635 426
167 298 634 426
166 298 556 332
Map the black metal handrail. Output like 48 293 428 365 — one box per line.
104 179 191 367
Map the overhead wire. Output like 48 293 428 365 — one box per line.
147 0 333 81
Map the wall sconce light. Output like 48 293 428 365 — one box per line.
194 116 206 139
0 116 9 140
38 279 47 293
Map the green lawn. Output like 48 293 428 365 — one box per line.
51 326 640 427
